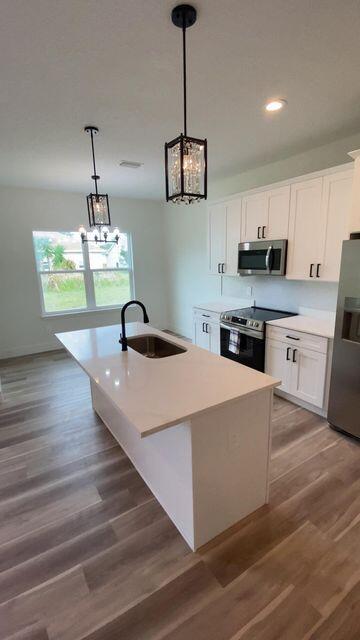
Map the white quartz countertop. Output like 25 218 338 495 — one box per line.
194 298 252 314
56 323 279 438
266 315 335 338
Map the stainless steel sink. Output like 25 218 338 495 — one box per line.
126 334 187 358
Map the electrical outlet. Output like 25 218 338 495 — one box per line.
246 286 253 297
229 428 242 451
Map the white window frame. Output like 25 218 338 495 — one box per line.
33 230 135 317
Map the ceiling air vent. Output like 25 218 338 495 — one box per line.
119 160 143 169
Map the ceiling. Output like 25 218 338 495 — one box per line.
1 0 360 200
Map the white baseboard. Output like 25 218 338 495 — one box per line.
275 388 327 418
0 341 62 360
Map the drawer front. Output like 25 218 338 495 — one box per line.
193 308 221 323
266 325 328 354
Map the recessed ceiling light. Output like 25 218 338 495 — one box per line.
265 99 287 112
119 160 143 169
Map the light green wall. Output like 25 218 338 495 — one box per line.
210 131 360 199
164 132 360 338
0 186 167 357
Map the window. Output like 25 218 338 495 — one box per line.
33 231 134 315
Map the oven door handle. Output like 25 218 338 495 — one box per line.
220 323 263 340
265 245 273 272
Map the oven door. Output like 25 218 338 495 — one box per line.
220 324 265 371
238 239 287 276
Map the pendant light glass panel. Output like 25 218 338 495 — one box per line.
87 194 111 227
165 134 207 204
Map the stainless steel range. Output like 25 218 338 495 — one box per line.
220 306 296 371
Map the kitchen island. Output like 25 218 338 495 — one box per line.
56 322 279 550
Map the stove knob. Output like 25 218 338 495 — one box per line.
254 322 258 327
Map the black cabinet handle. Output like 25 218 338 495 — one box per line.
309 263 314 278
316 263 321 278
202 322 205 333
222 263 225 273
257 226 261 239
292 349 297 363
262 226 266 238
286 335 300 341
286 346 291 361
217 263 221 273
202 314 210 318
206 323 209 334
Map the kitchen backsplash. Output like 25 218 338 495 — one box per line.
221 276 338 313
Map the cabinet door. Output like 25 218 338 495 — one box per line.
290 347 327 408
265 338 292 392
241 192 268 242
287 178 324 280
224 199 241 275
193 317 210 350
266 185 290 240
208 321 221 355
208 204 226 274
318 170 353 282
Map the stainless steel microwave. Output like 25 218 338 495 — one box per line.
238 239 287 276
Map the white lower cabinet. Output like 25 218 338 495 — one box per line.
193 309 221 354
265 339 292 393
290 346 327 408
194 316 211 350
265 328 329 410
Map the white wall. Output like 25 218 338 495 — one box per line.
163 133 360 338
0 186 167 358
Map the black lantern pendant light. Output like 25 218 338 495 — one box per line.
79 125 119 244
165 4 207 204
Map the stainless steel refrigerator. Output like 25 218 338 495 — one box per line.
328 237 360 438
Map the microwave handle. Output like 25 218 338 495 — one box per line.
265 245 273 272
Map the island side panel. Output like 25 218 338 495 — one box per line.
190 389 273 549
90 381 196 549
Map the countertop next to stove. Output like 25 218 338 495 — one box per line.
266 314 335 339
194 298 254 314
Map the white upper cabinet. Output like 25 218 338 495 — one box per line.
226 199 242 275
208 204 226 274
241 192 268 241
317 170 353 282
208 164 353 283
287 178 324 280
287 171 353 281
208 199 241 276
241 185 290 242
266 186 291 240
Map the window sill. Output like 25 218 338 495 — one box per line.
41 306 124 319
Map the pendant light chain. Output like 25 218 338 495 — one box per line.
182 12 187 137
89 128 99 197
164 4 207 204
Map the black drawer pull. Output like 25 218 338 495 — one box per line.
286 346 291 361
257 226 261 239
286 335 300 340
316 263 321 278
309 263 314 278
292 349 297 363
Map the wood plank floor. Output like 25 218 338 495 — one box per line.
0 350 360 639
